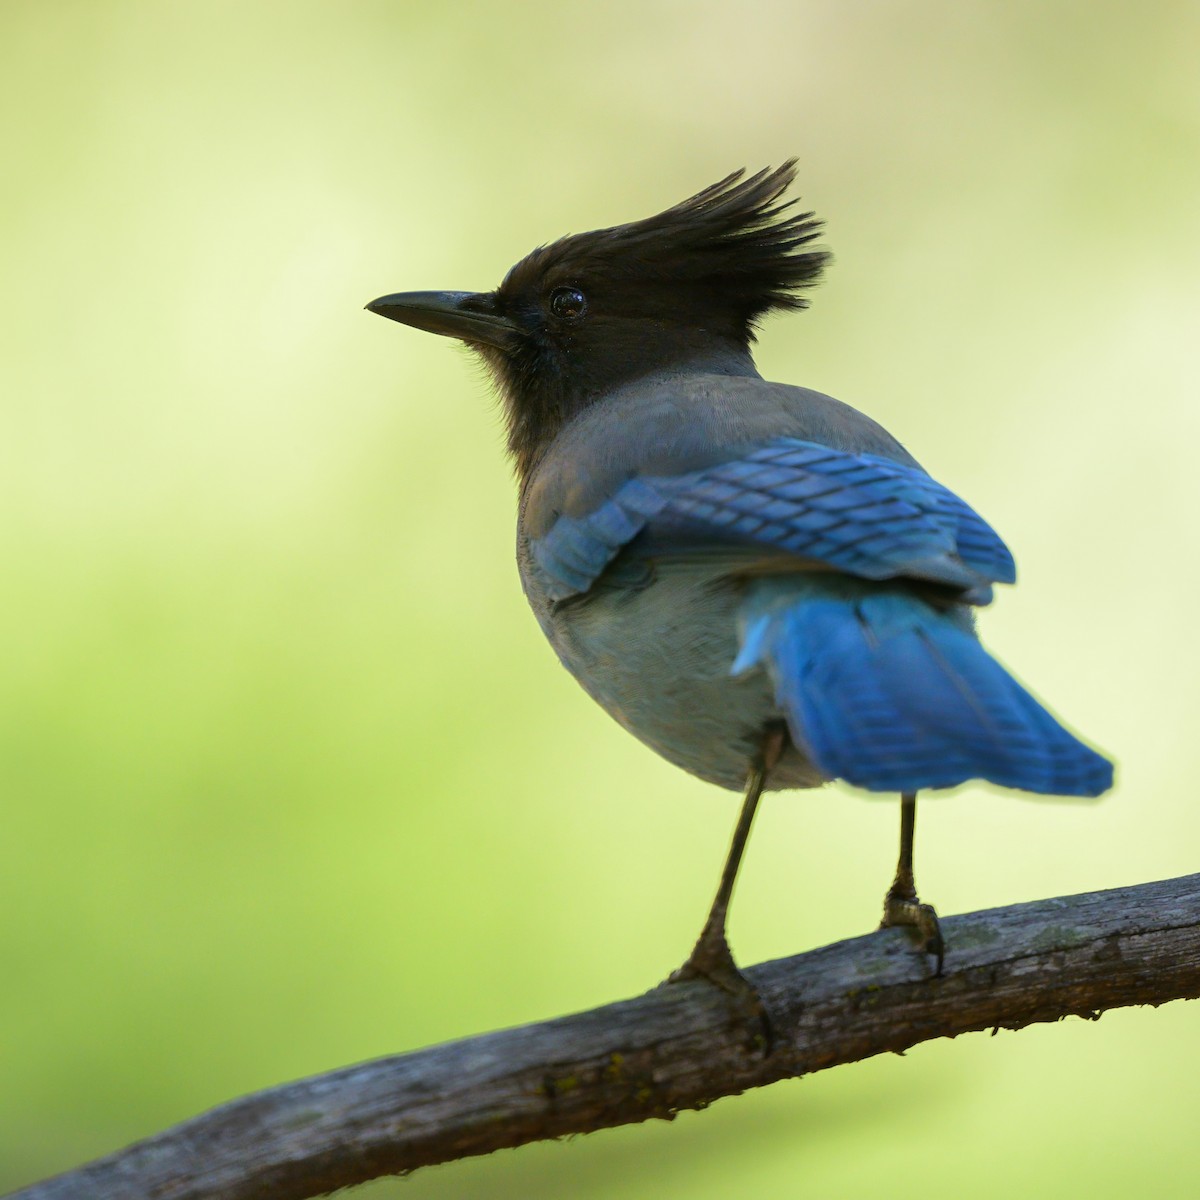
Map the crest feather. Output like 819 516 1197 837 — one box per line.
613 160 828 306
509 161 829 337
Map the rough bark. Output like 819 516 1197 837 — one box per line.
9 873 1200 1200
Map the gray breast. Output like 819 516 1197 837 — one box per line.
518 546 824 793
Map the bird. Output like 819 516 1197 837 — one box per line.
367 162 1113 1025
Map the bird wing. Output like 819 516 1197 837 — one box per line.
529 438 1015 603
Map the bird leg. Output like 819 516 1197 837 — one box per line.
669 724 786 1045
880 790 944 974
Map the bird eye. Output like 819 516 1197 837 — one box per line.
548 286 587 321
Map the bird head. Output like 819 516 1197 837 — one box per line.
368 162 829 479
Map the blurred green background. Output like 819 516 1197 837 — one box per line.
3 1 1199 1195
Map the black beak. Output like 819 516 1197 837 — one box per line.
365 290 517 351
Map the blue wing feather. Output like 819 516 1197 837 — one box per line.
531 437 1015 602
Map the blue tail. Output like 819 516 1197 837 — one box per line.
734 588 1113 797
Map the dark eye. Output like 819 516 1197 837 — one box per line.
548 286 587 321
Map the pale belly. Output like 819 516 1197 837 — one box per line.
523 559 825 792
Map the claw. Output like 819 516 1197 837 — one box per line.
669 926 773 1053
882 890 945 976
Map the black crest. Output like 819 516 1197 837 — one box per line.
469 163 831 478
499 160 829 341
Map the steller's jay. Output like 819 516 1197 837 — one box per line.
368 163 1113 1020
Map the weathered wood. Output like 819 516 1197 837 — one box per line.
9 873 1200 1200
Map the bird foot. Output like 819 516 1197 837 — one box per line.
668 925 772 1053
881 889 945 976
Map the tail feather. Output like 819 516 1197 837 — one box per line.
736 590 1113 797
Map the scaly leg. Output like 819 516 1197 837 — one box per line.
669 725 786 1039
880 790 944 974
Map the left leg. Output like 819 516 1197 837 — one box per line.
669 724 787 1025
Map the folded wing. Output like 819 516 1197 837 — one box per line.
531 438 1015 603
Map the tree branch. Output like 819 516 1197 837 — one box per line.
10 874 1200 1200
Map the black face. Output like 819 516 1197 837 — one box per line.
368 163 829 481
469 248 766 479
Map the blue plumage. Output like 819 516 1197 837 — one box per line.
532 437 1015 605
734 587 1112 797
526 433 1110 801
